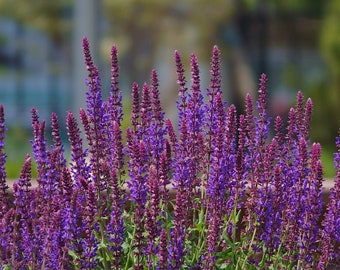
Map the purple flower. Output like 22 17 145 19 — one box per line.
209 45 221 94
126 127 148 265
140 83 153 142
149 70 167 167
205 46 222 185
158 228 169 270
303 98 313 139
274 115 284 148
51 113 67 196
145 165 161 264
165 118 177 155
82 37 109 191
107 45 124 173
126 127 148 205
0 104 9 217
255 73 271 146
0 40 339 268
205 213 222 268
0 208 15 264
171 52 207 269
110 45 120 104
66 111 90 188
30 108 48 191
169 225 185 269
139 82 154 160
206 92 226 208
158 139 172 202
60 166 73 202
81 181 99 268
151 69 164 125
107 169 124 268
12 155 36 267
174 50 188 105
131 82 140 133
257 73 268 112
319 130 340 267
108 120 125 183
188 54 205 137
244 93 256 162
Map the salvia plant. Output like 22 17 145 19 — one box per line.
0 37 339 270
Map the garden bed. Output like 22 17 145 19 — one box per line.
0 39 339 269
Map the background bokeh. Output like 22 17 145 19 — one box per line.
0 0 339 177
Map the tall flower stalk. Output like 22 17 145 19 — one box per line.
0 105 8 218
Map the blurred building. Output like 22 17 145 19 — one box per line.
0 17 70 127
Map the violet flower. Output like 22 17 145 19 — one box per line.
170 52 207 268
235 114 248 198
139 83 153 155
165 118 177 157
30 108 48 191
174 50 188 113
66 111 90 188
0 208 15 265
170 118 189 268
158 139 172 202
209 45 221 94
158 228 169 270
205 94 233 265
109 45 120 109
205 45 222 184
30 109 62 266
243 75 272 243
131 82 140 134
205 91 226 210
12 155 36 267
0 40 339 268
0 104 8 217
107 45 124 178
186 54 206 193
296 143 323 267
149 69 167 169
145 165 161 265
51 112 67 195
82 37 109 191
107 169 124 268
81 181 99 268
319 130 340 267
223 104 238 211
126 127 148 266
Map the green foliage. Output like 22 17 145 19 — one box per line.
312 0 340 148
322 147 336 178
0 0 71 42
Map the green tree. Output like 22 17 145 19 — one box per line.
0 0 72 43
313 0 340 147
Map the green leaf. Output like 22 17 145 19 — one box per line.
68 249 79 260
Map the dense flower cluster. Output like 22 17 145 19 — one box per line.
0 38 339 269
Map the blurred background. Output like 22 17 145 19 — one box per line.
0 0 339 178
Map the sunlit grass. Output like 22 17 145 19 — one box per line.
321 146 336 179
4 126 37 179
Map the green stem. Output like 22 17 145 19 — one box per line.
124 206 136 269
242 226 257 269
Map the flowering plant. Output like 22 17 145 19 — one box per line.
0 38 339 269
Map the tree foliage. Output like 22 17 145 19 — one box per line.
0 0 71 43
312 0 340 147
